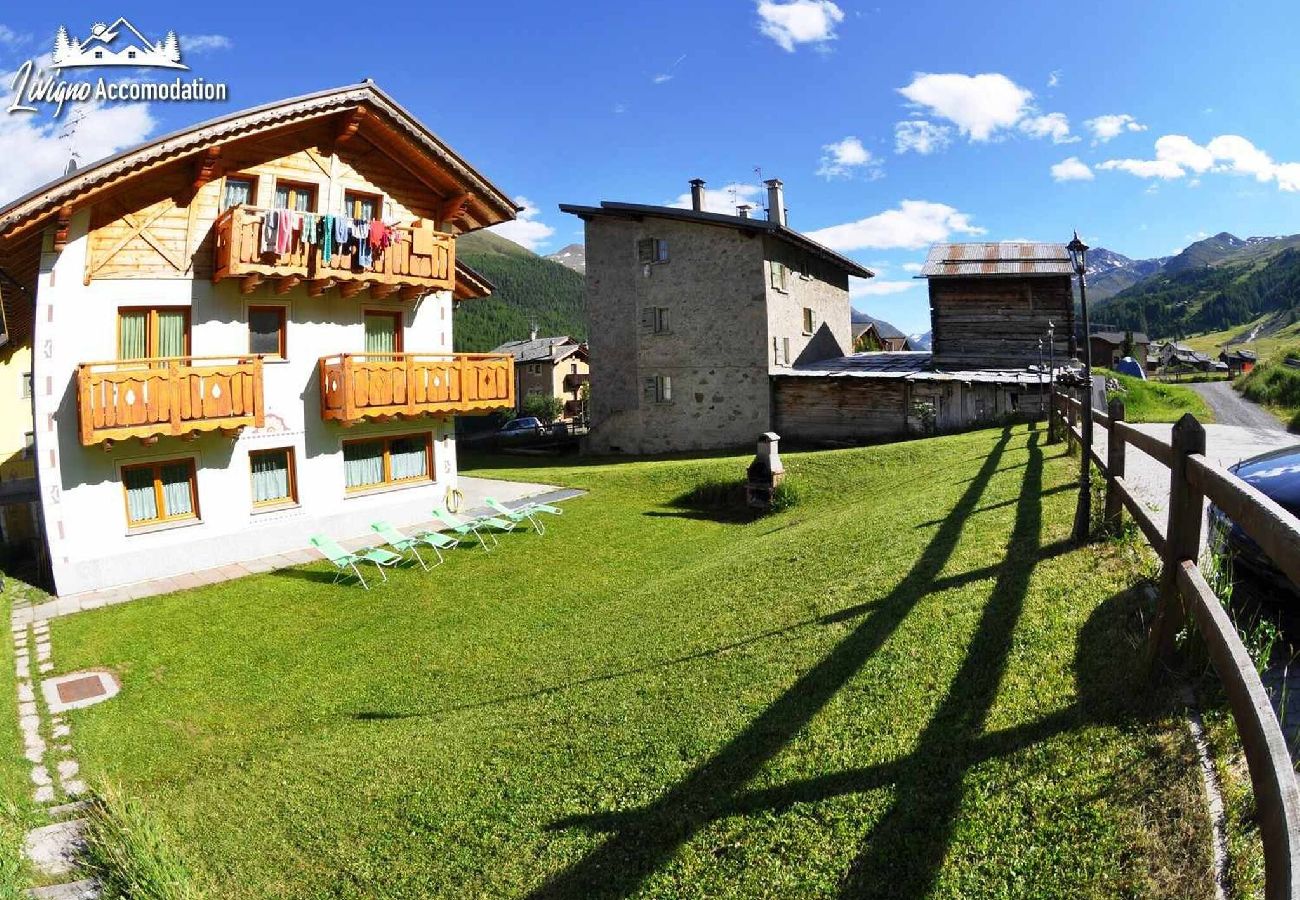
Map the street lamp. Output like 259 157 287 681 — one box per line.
1068 231 1095 543
1046 320 1057 442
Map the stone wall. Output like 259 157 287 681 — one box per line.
762 236 852 372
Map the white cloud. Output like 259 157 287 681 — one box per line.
1051 156 1094 182
894 120 952 155
817 136 881 180
488 196 555 251
652 73 673 84
0 56 156 203
807 199 985 252
901 261 924 273
1019 112 1077 144
897 73 1032 141
756 0 844 52
180 34 233 54
0 25 29 49
1098 133 1300 191
850 279 917 298
1047 70 1061 88
1085 114 1146 144
667 182 763 215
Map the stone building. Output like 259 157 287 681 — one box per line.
560 179 871 454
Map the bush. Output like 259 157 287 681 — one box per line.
770 479 802 512
1236 345 1300 426
521 394 564 424
83 784 201 900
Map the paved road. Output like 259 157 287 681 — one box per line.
1188 380 1286 431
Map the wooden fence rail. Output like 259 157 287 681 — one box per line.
1052 388 1300 899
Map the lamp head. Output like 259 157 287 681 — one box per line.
1066 231 1089 274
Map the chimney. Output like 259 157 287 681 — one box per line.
689 178 706 212
736 204 752 219
530 323 538 341
764 178 785 227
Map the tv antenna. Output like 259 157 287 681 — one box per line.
59 110 87 173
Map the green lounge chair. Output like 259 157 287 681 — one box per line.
484 497 562 535
310 535 402 589
432 506 515 552
370 521 458 570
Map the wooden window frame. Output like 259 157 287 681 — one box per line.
342 432 434 493
120 457 199 528
802 307 815 335
21 371 32 399
273 179 319 213
116 307 192 360
344 189 384 221
636 238 669 265
219 174 258 211
653 307 670 334
247 304 288 359
363 309 404 354
655 375 672 403
249 447 298 509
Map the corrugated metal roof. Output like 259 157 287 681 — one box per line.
920 242 1073 277
782 351 1053 386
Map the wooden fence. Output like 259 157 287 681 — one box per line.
1054 389 1300 898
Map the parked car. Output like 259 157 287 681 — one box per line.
1207 444 1300 594
498 417 546 441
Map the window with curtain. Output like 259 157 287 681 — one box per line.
221 177 254 211
273 181 316 212
343 434 432 491
364 312 402 356
121 459 198 527
118 308 190 359
250 448 296 507
248 306 286 358
344 190 380 221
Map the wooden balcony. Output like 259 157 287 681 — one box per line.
564 372 590 392
319 353 514 424
77 356 264 447
212 206 455 299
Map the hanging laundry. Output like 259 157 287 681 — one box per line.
353 219 372 268
261 210 278 255
368 220 388 251
334 215 350 248
275 209 293 255
321 214 334 264
302 213 317 245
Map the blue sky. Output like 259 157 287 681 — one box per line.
3 1 1300 334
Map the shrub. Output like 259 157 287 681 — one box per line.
82 784 201 900
521 394 565 424
770 479 802 512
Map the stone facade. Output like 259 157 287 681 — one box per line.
580 214 855 455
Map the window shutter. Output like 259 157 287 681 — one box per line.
637 239 654 264
661 376 671 401
640 307 655 330
644 376 657 400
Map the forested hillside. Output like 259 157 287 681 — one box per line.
1094 247 1300 339
453 231 587 352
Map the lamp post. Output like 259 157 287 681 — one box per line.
1068 231 1094 543
1047 320 1057 442
1037 338 1045 428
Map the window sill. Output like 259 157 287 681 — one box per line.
251 500 300 516
260 357 290 365
801 331 813 337
343 479 436 500
126 517 201 537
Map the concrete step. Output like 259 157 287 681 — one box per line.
27 879 99 899
23 819 86 877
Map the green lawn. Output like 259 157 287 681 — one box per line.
1103 369 1216 424
41 425 1221 898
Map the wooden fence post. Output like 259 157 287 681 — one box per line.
1148 413 1207 666
1047 389 1060 444
1104 397 1126 533
1066 395 1078 453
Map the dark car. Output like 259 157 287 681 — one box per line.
498 417 546 441
1208 444 1300 592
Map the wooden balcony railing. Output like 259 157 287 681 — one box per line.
76 356 264 447
212 206 455 299
564 372 590 392
319 352 514 424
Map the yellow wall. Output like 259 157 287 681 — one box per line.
0 340 34 483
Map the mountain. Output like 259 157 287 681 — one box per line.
454 231 587 352
909 331 932 351
1085 247 1167 302
1162 232 1250 274
546 243 586 274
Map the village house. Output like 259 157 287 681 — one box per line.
1220 348 1257 377
0 82 518 597
492 333 590 421
1154 340 1213 374
1088 330 1150 372
773 243 1073 443
851 311 913 352
560 179 872 454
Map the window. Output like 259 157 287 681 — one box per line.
248 306 287 359
344 190 382 221
127 49 137 59
363 310 403 356
653 375 672 403
799 256 813 279
771 262 789 292
94 50 102 59
529 364 541 375
221 176 254 212
802 308 816 334
343 433 432 491
774 337 792 366
571 363 579 374
273 180 317 213
21 432 33 460
653 307 670 333
118 308 190 359
637 238 668 264
250 448 297 508
122 459 198 527
21 372 32 399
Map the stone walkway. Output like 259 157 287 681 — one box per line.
13 478 581 624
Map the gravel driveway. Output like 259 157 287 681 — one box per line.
1188 380 1287 431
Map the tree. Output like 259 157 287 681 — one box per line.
1121 330 1135 359
522 394 564 424
162 31 180 64
53 26 72 65
577 381 591 427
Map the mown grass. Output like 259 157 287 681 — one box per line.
48 425 1217 898
1235 345 1300 431
0 579 46 900
1103 369 1216 424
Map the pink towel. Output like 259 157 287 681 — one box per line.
275 209 293 255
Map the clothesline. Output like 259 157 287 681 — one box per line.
258 209 400 268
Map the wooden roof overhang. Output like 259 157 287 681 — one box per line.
453 260 494 301
0 82 520 249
